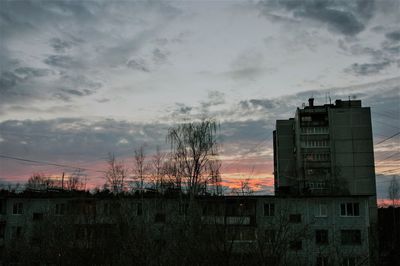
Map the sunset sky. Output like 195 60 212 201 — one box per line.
0 0 399 200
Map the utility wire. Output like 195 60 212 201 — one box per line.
375 132 400 145
0 154 106 173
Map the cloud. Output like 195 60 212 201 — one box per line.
126 58 150 72
201 91 225 110
49 37 74 53
239 99 276 110
385 30 400 41
44 55 78 69
259 0 375 36
345 61 392 75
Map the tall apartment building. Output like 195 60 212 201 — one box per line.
273 98 376 197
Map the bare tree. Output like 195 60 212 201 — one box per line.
105 153 128 193
133 145 148 193
388 176 400 206
66 169 86 191
149 146 167 192
167 119 220 197
26 173 54 191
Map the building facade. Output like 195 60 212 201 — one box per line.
0 192 374 266
273 98 376 197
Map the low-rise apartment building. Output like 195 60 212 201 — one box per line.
0 191 374 266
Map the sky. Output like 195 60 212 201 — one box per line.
0 0 399 200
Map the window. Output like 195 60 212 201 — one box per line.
264 203 275 216
290 240 302 250
11 226 22 239
265 230 276 244
32 212 44 221
179 202 189 215
55 203 65 215
340 203 360 217
315 203 328 217
154 213 166 223
315 230 329 245
289 214 301 223
227 227 256 241
0 199 6 214
137 202 143 216
103 203 111 216
12 202 23 215
342 257 357 266
341 230 361 245
316 257 329 266
0 222 5 239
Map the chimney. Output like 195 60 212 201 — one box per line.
308 98 314 107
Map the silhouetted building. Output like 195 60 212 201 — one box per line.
0 191 375 266
273 98 376 197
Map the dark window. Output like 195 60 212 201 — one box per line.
316 230 329 245
11 226 22 239
340 203 359 216
290 240 302 250
154 213 166 223
75 226 85 240
227 227 256 241
265 230 276 243
264 203 275 216
103 203 111 216
32 212 44 221
0 200 6 214
0 222 5 239
341 230 361 245
316 257 329 266
12 202 23 215
137 202 143 216
342 257 356 266
289 214 301 223
55 203 65 215
179 202 189 215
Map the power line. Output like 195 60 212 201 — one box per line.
0 154 106 173
375 131 400 145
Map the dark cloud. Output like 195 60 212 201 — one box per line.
44 55 77 68
126 58 150 72
259 0 375 35
49 38 73 53
152 48 168 64
240 99 276 110
345 61 392 75
385 30 400 41
173 103 192 116
0 118 169 161
201 91 225 109
14 67 52 78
